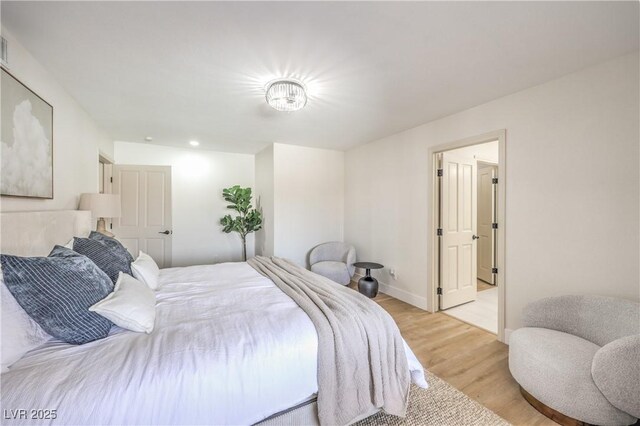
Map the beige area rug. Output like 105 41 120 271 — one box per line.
355 372 510 426
261 371 510 426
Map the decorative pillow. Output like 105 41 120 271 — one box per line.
0 246 113 345
73 237 132 284
1 271 51 372
64 230 90 250
90 272 156 334
89 231 134 263
131 251 160 290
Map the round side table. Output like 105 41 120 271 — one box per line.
353 262 384 298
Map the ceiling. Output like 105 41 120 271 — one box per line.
2 1 638 154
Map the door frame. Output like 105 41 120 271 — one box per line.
98 152 114 230
428 129 507 342
98 152 114 195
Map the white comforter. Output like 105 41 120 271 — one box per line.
1 262 427 425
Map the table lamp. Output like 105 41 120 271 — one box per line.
79 193 121 237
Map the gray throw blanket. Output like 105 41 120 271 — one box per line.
248 256 410 425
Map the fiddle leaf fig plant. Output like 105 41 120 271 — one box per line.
220 185 262 261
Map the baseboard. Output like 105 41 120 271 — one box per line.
353 273 429 310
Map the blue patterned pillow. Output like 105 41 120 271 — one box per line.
0 246 113 345
88 231 134 263
73 237 132 284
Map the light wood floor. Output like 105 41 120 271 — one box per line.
361 286 555 425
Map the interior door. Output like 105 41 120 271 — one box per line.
477 164 497 284
112 165 172 268
440 152 478 309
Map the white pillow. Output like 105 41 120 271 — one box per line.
131 251 160 290
89 272 156 334
1 272 51 372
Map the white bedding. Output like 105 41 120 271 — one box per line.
1 262 427 425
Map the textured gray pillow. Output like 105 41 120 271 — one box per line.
0 246 113 345
89 231 134 263
73 237 132 284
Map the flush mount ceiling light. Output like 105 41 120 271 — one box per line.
189 140 200 147
265 79 307 112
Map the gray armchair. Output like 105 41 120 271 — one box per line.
509 295 640 425
309 242 356 285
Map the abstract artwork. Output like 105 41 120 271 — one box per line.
1 68 53 198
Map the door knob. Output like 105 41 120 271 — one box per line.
472 235 480 240
159 230 171 235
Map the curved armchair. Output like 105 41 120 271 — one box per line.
309 242 356 285
509 295 640 425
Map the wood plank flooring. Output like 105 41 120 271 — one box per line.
363 287 555 425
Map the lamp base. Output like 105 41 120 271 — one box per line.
96 218 114 237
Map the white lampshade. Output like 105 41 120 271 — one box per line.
79 193 121 218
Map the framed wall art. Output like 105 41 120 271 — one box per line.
1 67 53 198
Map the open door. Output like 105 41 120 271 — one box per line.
112 165 172 268
478 164 497 284
439 152 478 309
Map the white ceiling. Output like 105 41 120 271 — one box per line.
2 1 638 154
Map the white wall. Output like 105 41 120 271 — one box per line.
345 52 639 331
0 30 113 213
254 143 345 267
255 145 274 257
114 141 255 266
273 143 345 267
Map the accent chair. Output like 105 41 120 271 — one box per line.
509 295 640 425
309 242 356 285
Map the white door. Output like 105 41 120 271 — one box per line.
440 152 478 309
112 165 172 268
477 164 497 284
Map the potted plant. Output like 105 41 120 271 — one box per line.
220 185 263 261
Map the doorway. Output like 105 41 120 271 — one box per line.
98 153 114 230
429 130 506 341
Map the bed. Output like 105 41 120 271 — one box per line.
0 211 427 425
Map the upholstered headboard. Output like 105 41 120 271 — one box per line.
0 210 92 257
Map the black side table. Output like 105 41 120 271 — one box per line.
353 262 384 298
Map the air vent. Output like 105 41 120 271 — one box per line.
0 36 8 67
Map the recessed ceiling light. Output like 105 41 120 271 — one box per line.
145 136 153 142
265 79 307 112
189 140 200 147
